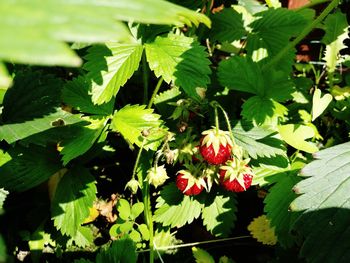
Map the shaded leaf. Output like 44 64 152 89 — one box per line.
51 166 97 237
84 43 143 105
96 237 137 263
247 215 277 245
145 33 211 100
62 77 114 115
210 8 246 43
154 184 203 228
0 145 62 192
264 173 301 248
67 226 93 248
201 190 237 237
241 96 274 125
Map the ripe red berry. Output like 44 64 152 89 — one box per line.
199 129 233 165
219 170 253 192
176 172 204 196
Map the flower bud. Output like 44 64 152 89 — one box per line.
146 165 169 188
125 178 140 194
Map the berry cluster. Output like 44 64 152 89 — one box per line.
175 128 254 196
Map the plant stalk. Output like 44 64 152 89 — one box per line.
261 0 340 72
147 77 164 109
142 52 149 105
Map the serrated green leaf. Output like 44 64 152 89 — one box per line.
232 122 287 159
145 33 211 100
290 142 350 211
96 238 137 263
138 224 150 241
201 190 237 237
218 56 264 95
111 104 163 148
84 43 143 105
0 188 9 210
0 108 84 144
154 87 182 105
311 88 333 121
67 226 93 248
154 184 203 228
278 124 319 153
2 71 62 123
264 173 301 248
322 10 349 73
241 96 274 125
131 203 144 220
210 8 246 43
62 77 114 115
51 166 97 238
0 145 62 192
192 247 215 263
117 199 131 221
60 118 105 165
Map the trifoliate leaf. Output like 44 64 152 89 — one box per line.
0 188 9 210
2 71 62 123
278 124 318 153
51 166 97 238
264 173 301 248
0 145 62 192
192 247 215 263
131 203 144 220
321 10 348 74
201 190 237 237
0 108 84 144
145 33 211 100
290 142 350 262
111 104 163 148
311 88 332 121
84 43 143 105
210 8 246 43
232 122 286 159
59 118 105 165
248 215 277 245
154 184 203 228
62 77 114 115
96 238 137 263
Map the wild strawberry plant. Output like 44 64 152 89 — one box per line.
0 0 349 262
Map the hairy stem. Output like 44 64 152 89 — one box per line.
262 0 340 72
147 77 164 109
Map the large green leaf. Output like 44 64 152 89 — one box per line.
51 166 97 237
0 0 210 67
96 238 137 263
264 173 301 248
289 142 350 262
232 122 287 159
62 77 114 115
210 8 246 43
241 96 275 125
321 10 348 74
201 190 237 237
145 33 211 100
84 43 143 105
67 226 94 248
2 71 62 123
0 146 62 192
59 118 105 165
111 104 164 149
0 108 83 144
154 184 203 228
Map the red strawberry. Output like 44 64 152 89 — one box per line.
219 159 254 192
199 128 233 165
176 170 205 196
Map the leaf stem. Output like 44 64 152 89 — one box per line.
142 52 149 105
147 77 164 109
143 183 154 263
133 138 146 182
296 0 331 10
214 105 220 133
212 101 236 145
261 0 340 72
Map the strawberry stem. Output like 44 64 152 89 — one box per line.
212 101 236 147
214 104 220 134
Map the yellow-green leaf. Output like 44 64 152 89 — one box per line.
311 88 332 121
